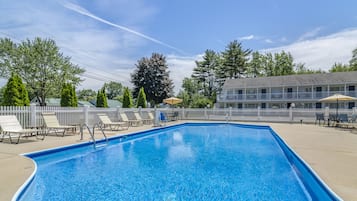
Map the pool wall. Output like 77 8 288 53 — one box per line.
13 122 342 201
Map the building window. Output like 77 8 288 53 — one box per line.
261 103 266 109
316 102 322 109
348 86 355 91
348 102 355 109
238 103 242 109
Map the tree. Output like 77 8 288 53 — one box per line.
60 83 71 107
247 51 263 78
2 73 30 106
77 89 96 101
261 53 274 76
190 94 213 108
96 88 108 108
122 87 133 108
219 40 252 79
0 37 85 106
192 49 219 100
274 51 294 76
176 90 191 108
349 47 357 71
61 83 78 107
104 81 124 99
329 63 350 72
131 53 173 104
136 87 147 108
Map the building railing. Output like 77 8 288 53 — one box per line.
1 105 356 128
218 90 357 102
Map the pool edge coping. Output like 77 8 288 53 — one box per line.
12 122 342 201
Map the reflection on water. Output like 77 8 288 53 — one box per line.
168 131 194 161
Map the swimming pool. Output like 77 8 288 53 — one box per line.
15 123 340 200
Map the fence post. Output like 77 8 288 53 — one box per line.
324 106 329 119
229 107 232 120
289 106 293 122
83 105 89 125
182 107 185 120
257 106 261 120
30 103 37 127
204 107 207 120
138 106 142 115
353 107 356 115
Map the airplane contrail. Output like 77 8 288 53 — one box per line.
63 2 186 54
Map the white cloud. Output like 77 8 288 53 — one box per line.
238 34 254 41
167 55 202 94
264 39 273 44
263 28 357 70
297 27 322 41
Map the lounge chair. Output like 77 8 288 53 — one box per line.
135 112 153 125
97 113 129 131
41 112 77 137
0 115 45 144
119 112 141 127
336 114 357 128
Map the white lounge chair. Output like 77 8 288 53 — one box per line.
0 115 45 144
41 112 77 137
139 111 154 125
97 113 129 131
119 112 141 127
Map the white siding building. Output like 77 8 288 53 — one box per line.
217 71 357 109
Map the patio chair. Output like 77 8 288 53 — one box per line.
119 112 141 127
0 115 45 144
315 113 325 125
336 114 357 128
97 113 129 131
41 112 77 137
159 112 169 126
136 112 153 125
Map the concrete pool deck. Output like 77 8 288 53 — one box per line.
0 121 356 201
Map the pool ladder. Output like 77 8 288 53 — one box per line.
82 123 108 149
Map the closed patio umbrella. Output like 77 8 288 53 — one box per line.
319 94 357 116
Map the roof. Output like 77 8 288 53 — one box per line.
222 71 357 89
89 99 123 108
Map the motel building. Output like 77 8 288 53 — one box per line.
216 71 357 109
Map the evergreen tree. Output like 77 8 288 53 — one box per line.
122 87 133 108
60 83 78 107
192 49 219 99
71 85 78 107
247 51 263 77
96 88 108 108
60 83 71 107
219 40 252 79
349 47 357 71
136 87 147 108
2 73 29 106
131 53 173 104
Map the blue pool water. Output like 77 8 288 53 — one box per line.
17 123 339 200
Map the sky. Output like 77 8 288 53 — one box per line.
1 0 357 93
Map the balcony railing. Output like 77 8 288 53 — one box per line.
218 90 357 102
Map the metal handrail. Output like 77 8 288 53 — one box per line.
80 123 108 149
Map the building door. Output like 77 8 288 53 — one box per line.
316 87 322 98
287 103 291 108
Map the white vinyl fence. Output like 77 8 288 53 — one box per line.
0 104 356 128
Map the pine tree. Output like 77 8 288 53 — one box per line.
96 88 108 108
60 83 72 107
2 73 29 106
136 87 147 108
71 85 78 107
122 87 133 108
